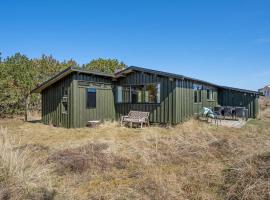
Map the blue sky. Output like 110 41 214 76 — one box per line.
1 0 270 90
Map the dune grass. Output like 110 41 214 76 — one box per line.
0 104 269 199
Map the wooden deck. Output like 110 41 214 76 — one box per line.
209 119 247 128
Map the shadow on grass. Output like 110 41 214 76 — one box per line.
27 119 42 124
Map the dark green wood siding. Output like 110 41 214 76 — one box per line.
175 79 193 123
41 74 73 128
218 89 258 118
175 80 218 123
41 72 115 128
71 73 115 128
115 71 176 124
74 72 112 84
40 68 259 128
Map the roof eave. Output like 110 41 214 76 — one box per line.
31 65 259 95
31 67 73 93
116 66 258 94
31 67 115 93
218 86 259 95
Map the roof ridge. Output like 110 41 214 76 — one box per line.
119 66 258 94
32 65 259 95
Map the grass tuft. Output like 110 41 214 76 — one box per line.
0 127 54 200
223 152 270 200
0 97 269 199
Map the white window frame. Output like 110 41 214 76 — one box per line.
207 89 214 100
156 83 161 103
117 86 123 103
193 84 202 103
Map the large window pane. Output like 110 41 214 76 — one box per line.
131 86 144 103
198 90 202 102
116 83 161 104
193 84 202 103
117 86 123 103
122 86 130 103
207 89 214 100
156 83 161 103
145 84 157 103
61 87 68 114
194 90 198 103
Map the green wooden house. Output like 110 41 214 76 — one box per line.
31 66 259 128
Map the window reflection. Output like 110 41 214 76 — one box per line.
116 83 160 103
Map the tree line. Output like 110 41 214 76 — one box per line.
0 53 126 119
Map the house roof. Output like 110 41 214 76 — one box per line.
218 86 259 95
31 66 114 93
116 66 259 95
115 66 220 86
31 65 259 95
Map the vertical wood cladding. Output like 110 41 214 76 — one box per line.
71 73 116 128
115 71 176 124
41 74 73 128
175 80 218 123
218 88 258 118
40 68 259 128
41 72 116 128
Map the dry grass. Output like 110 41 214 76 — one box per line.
260 96 270 109
222 152 270 200
0 99 269 199
47 143 111 174
0 127 54 200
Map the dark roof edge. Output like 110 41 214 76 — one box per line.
118 66 259 94
32 65 259 95
218 86 259 95
31 66 114 93
31 66 73 93
118 66 220 87
71 67 115 77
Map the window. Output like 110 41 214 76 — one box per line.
197 90 202 102
117 86 123 103
207 89 214 100
86 88 96 108
123 86 131 103
193 84 202 103
62 101 68 114
116 83 161 104
145 84 160 103
61 87 68 114
62 87 68 97
194 90 198 103
156 83 161 103
131 85 144 103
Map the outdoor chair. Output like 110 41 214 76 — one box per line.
235 107 246 120
121 110 150 128
214 106 223 116
223 106 234 119
200 107 222 125
244 109 249 121
231 107 236 119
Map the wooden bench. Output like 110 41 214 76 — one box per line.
121 111 150 128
